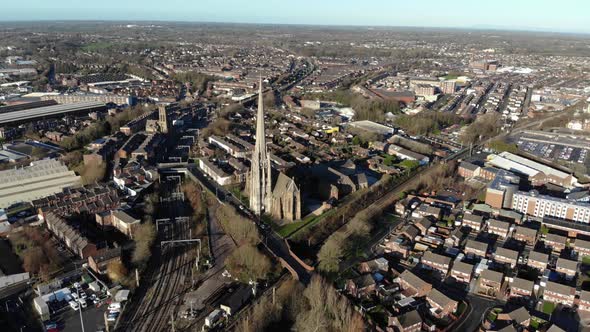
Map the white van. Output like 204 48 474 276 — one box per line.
78 298 87 309
69 301 80 310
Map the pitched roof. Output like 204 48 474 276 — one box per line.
495 247 519 261
465 239 488 252
91 247 121 264
545 281 574 296
451 261 474 275
396 310 422 328
352 274 376 289
272 172 299 198
508 306 531 325
399 270 430 290
427 288 456 308
480 269 503 283
422 251 451 266
580 290 590 303
515 225 537 238
545 233 567 244
575 238 590 250
556 258 578 272
496 325 517 332
401 225 420 239
511 278 534 292
488 219 510 230
463 212 483 224
547 325 565 332
528 251 549 262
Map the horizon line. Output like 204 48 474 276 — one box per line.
0 19 589 36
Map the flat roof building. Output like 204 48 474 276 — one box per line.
0 101 106 126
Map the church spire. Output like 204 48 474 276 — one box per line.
249 77 272 216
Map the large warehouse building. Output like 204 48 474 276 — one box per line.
0 159 81 208
0 101 107 126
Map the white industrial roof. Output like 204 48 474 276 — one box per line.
499 152 571 181
487 154 539 177
0 101 105 124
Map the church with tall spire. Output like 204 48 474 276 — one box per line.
249 78 272 216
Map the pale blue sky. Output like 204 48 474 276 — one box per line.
2 0 589 34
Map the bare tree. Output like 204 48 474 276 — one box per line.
224 244 272 282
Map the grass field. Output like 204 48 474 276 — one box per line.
82 42 114 52
542 301 556 314
277 209 337 238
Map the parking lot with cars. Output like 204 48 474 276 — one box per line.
42 275 124 332
516 139 588 164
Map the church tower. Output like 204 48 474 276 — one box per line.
249 78 272 216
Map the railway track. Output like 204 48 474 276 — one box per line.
117 177 196 332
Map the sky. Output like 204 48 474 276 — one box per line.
2 0 589 34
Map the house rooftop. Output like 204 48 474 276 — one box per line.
545 281 575 296
463 212 484 224
495 247 519 261
488 219 510 230
480 269 503 283
396 310 422 328
508 306 531 325
514 225 537 238
556 258 578 271
511 277 534 292
399 270 430 290
528 251 549 262
451 261 474 275
422 251 451 266
466 239 488 252
575 238 590 250
427 288 456 308
545 233 567 244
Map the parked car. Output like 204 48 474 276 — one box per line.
108 302 121 311
78 298 87 309
107 312 119 322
